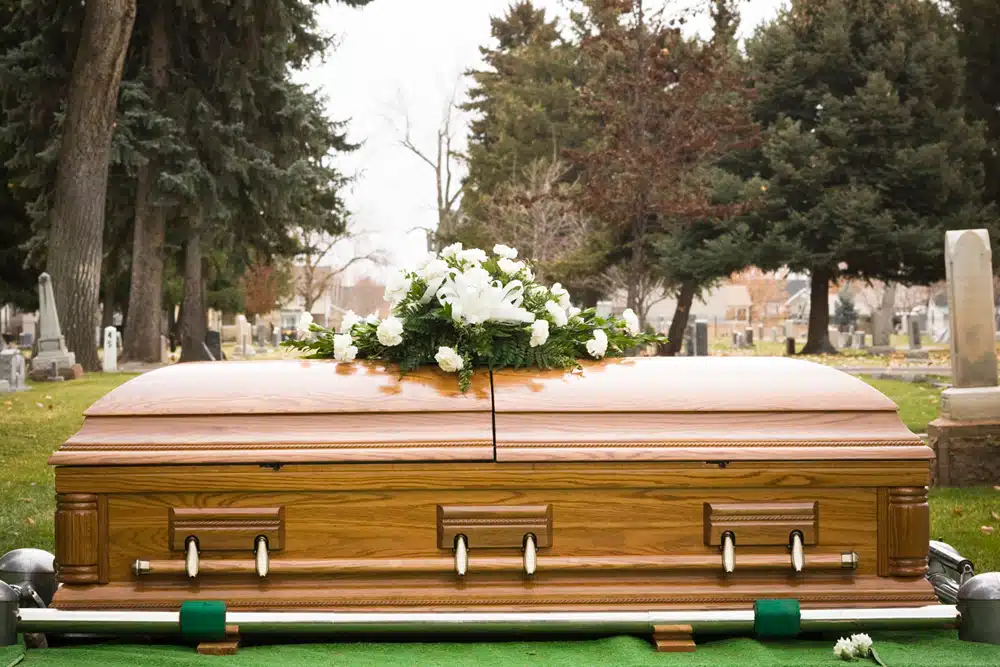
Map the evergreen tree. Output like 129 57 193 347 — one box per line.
833 292 858 330
747 0 995 354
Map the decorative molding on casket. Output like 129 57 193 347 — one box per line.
437 505 552 549
703 501 818 546
169 507 285 552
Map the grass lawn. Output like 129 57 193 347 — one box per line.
861 377 942 433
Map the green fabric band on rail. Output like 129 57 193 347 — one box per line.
753 599 801 639
179 601 227 643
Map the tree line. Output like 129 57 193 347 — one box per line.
1 0 371 369
454 0 999 354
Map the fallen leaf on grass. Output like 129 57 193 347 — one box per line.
21 498 32 503
23 517 35 527
981 526 995 535
992 510 1000 521
44 395 52 399
952 506 964 516
994 486 1000 491
3 401 11 407
35 402 43 408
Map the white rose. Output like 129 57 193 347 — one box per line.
435 346 465 373
622 308 640 336
586 328 608 359
551 282 571 309
376 316 404 347
545 300 568 327
420 259 450 282
384 271 412 305
339 310 362 334
458 248 488 265
497 258 525 275
529 319 549 348
440 242 463 259
493 244 518 260
333 333 357 362
296 311 313 333
850 634 873 657
833 637 854 660
567 306 581 318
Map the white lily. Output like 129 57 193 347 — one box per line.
435 267 535 325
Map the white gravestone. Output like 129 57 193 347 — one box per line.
102 326 118 373
0 349 28 392
32 273 75 374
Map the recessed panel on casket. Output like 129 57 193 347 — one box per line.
491 357 931 462
50 360 495 465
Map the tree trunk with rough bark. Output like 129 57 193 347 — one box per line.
800 267 837 355
44 0 136 372
123 0 169 362
178 220 212 362
871 282 896 348
661 281 696 356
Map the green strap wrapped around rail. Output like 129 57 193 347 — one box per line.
753 599 801 639
179 601 227 643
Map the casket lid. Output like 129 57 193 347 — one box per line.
51 360 495 466
50 357 931 466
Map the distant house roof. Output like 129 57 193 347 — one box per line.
786 279 808 298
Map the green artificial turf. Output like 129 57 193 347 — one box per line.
4 631 1000 667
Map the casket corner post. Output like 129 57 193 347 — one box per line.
53 489 109 588
877 485 931 579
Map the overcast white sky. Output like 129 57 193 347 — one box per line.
302 0 786 283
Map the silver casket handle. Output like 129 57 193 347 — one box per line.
721 532 735 574
523 534 537 576
184 537 199 579
790 531 804 573
454 534 468 577
255 536 270 578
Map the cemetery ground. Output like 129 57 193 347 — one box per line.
0 368 996 571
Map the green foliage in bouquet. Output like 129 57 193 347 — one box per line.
284 244 667 391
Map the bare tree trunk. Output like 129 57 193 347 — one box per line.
179 220 211 362
123 0 169 362
800 267 836 355
44 0 136 372
871 282 896 348
101 273 115 330
661 281 696 356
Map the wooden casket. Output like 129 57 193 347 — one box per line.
48 357 937 612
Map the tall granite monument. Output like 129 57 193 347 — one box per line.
30 273 77 380
928 229 1000 485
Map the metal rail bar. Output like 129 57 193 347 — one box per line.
17 605 959 637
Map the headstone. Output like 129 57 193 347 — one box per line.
684 324 694 356
828 327 841 349
853 331 866 348
32 273 76 376
204 331 222 362
756 325 764 345
235 315 255 358
783 320 794 340
731 332 739 347
770 327 778 342
908 317 922 350
0 349 27 392
744 327 754 346
785 337 795 356
735 333 745 348
47 361 64 382
160 335 170 364
694 319 708 356
945 231 999 388
102 326 118 373
272 330 281 348
19 331 32 348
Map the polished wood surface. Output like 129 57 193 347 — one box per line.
169 507 284 551
886 487 930 577
491 357 900 412
55 494 100 585
437 504 552 549
703 502 818 546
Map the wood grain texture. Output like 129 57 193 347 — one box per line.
886 487 930 577
54 461 932 494
704 502 817 546
877 488 889 577
437 504 552 549
83 360 491 416
169 507 284 551
55 494 99 584
491 357 901 412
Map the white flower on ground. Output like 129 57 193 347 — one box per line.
296 311 313 333
551 282 571 309
333 334 357 362
458 248 488 266
339 310 362 334
384 271 412 306
497 258 526 276
833 637 856 661
529 319 550 348
622 308 640 336
545 300 568 327
493 244 518 259
440 242 463 259
586 329 608 359
376 316 404 347
435 346 465 373
850 634 872 657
